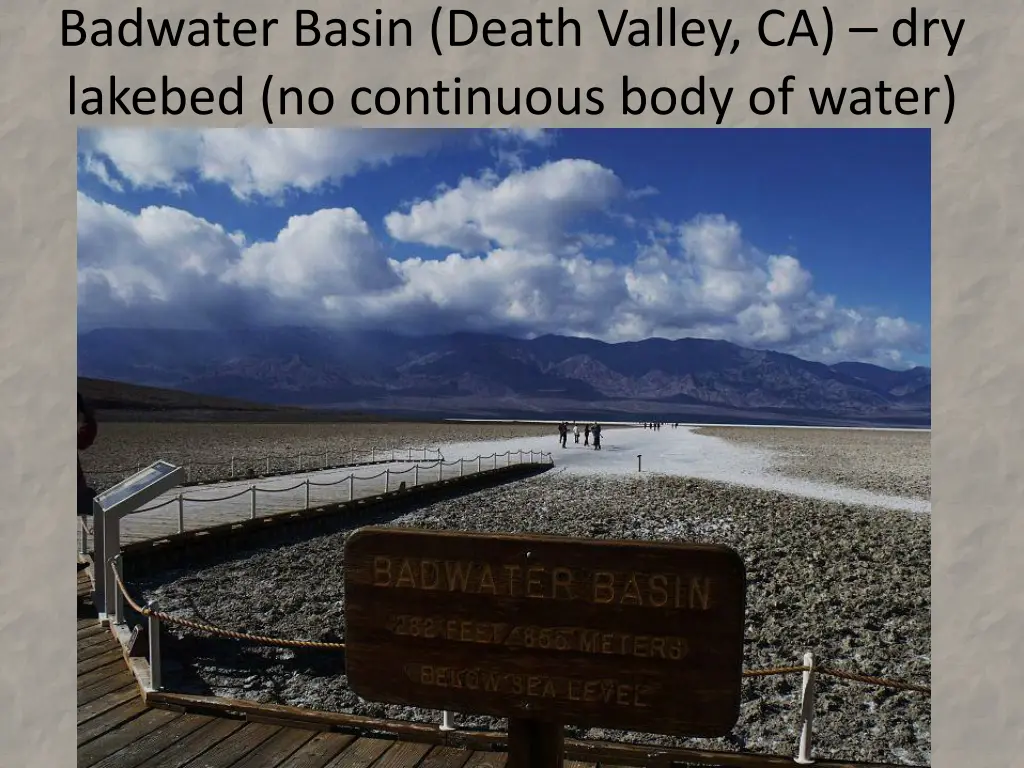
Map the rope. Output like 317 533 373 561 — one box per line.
818 666 930 695
111 563 347 651
110 563 926 694
111 449 549 515
87 446 446 476
743 665 809 677
742 664 930 695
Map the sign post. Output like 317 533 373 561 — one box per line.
344 527 746 766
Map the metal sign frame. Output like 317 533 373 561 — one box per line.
92 461 185 622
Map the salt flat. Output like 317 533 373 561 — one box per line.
432 425 930 514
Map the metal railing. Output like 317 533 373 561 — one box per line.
85 445 447 489
89 449 554 621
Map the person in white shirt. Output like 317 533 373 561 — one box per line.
573 424 580 444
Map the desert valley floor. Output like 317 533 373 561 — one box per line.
86 421 931 766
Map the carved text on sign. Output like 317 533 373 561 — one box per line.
388 614 689 660
372 556 713 610
407 663 655 708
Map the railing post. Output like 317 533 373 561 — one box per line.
385 469 391 493
414 464 420 486
371 447 376 462
518 450 523 463
324 449 328 469
304 479 311 509
506 451 511 467
266 456 270 475
795 651 817 764
638 454 642 472
79 518 89 557
459 458 464 477
102 505 122 621
112 554 125 625
349 474 355 501
493 454 497 470
177 493 185 533
477 456 482 473
93 500 106 618
440 710 456 732
230 455 235 477
148 601 162 692
250 485 257 519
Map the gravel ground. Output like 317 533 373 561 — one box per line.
81 422 557 490
695 427 931 501
137 440 931 765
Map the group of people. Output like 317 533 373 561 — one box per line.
557 421 602 450
642 422 680 430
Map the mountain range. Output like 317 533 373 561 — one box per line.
77 327 931 427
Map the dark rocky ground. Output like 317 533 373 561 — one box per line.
136 469 930 766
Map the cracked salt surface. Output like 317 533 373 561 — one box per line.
434 426 930 514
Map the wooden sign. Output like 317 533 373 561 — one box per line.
344 527 746 738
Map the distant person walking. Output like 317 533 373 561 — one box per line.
558 422 568 448
584 424 591 446
592 423 602 450
573 424 580 444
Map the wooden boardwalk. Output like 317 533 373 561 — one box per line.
79 569 521 768
81 452 538 548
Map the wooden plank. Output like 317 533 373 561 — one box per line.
147 692 443 743
84 636 131 663
344 527 746 738
87 715 215 768
78 683 140 725
463 752 509 768
78 657 133 689
228 727 318 768
78 669 138 706
79 628 115 648
276 732 357 768
323 737 395 768
418 746 475 768
79 648 127 675
168 722 283 768
370 741 433 768
78 708 183 768
145 691 919 768
80 631 119 651
126 717 245 768
80 621 107 637
78 698 149 746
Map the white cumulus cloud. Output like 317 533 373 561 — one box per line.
79 128 448 200
384 159 624 253
76 144 927 367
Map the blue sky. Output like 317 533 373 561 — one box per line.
77 128 930 368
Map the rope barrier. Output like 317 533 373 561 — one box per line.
110 564 927 696
83 444 444 475
111 564 346 651
121 450 552 513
